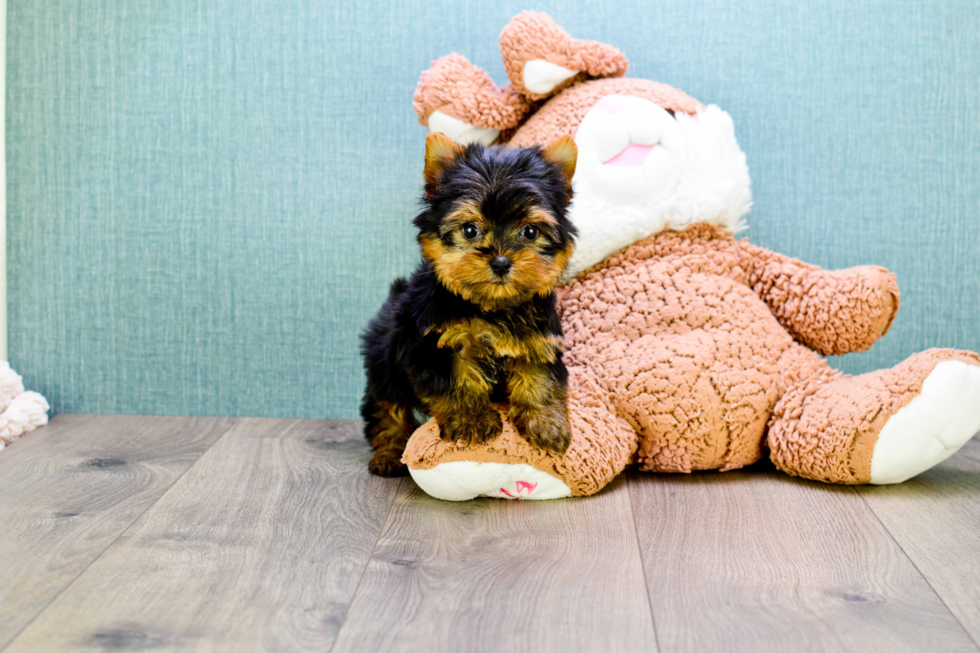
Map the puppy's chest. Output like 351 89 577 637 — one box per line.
432 318 561 366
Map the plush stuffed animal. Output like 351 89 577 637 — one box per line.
0 361 49 451
403 11 980 500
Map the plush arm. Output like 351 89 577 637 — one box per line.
737 240 900 356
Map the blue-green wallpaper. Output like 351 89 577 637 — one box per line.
7 0 980 418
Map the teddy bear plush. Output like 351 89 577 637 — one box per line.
0 361 50 451
402 11 980 500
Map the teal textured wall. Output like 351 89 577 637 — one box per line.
7 0 980 418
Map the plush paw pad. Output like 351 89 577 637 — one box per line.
870 360 980 484
409 461 571 501
521 59 580 95
427 111 501 146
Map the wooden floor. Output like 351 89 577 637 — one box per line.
0 415 978 652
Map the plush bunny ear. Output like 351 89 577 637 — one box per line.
413 53 530 145
541 135 577 186
423 132 464 188
499 11 628 101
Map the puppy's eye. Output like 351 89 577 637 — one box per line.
521 225 539 240
461 223 480 240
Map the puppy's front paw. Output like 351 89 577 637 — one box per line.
438 407 503 445
511 403 571 453
369 449 409 477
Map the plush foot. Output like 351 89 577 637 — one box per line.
768 347 980 484
870 360 980 484
402 369 639 500
499 11 628 100
413 53 529 145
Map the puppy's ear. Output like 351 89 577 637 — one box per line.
424 133 464 189
541 135 577 187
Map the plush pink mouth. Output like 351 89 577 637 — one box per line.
604 143 657 166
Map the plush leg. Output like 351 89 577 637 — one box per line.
402 365 636 500
499 11 629 101
768 346 980 484
412 53 530 146
606 328 782 475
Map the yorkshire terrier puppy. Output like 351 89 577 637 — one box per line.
360 132 578 476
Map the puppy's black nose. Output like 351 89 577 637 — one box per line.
489 255 512 276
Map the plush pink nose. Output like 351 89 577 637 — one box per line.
593 95 627 114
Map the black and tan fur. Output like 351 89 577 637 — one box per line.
360 133 578 476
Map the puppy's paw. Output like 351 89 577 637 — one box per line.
368 449 410 477
511 402 571 453
438 407 503 445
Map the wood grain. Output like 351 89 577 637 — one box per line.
858 436 980 645
330 476 658 653
627 465 979 653
3 418 400 652
0 414 233 649
5 416 980 653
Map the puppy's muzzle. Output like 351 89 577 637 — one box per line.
490 256 513 276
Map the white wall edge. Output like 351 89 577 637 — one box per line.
1 0 7 361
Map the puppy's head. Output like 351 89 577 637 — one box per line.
414 133 578 310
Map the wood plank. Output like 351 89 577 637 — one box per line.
858 436 980 645
331 476 658 653
628 465 979 653
3 418 400 652
0 414 232 649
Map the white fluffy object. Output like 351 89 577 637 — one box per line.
0 361 50 451
565 96 753 278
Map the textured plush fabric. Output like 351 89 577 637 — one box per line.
405 226 980 489
402 12 980 494
499 11 629 101
508 79 702 147
0 361 49 449
768 348 980 483
561 226 902 475
512 87 750 277
412 12 633 135
413 53 530 131
404 368 636 496
6 1 980 418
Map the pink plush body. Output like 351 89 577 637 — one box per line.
404 12 980 498
405 225 977 491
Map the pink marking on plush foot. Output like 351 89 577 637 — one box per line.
498 488 514 498
604 143 657 166
516 481 538 494
593 95 628 114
